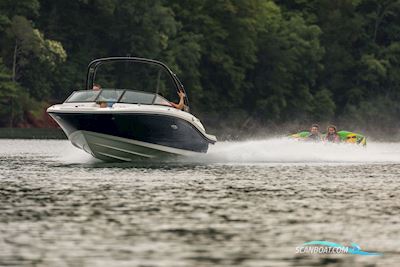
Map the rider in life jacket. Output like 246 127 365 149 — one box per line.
324 125 340 143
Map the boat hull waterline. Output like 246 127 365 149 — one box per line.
49 110 215 161
69 130 203 162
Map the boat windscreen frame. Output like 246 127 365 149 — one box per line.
65 89 172 107
85 57 190 109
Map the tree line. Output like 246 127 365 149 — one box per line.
0 0 399 135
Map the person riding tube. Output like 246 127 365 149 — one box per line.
307 124 322 142
325 125 340 143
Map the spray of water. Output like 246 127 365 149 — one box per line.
201 138 400 164
56 138 400 165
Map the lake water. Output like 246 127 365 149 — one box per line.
1 139 400 266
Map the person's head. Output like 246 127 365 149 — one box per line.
327 125 337 135
310 124 319 134
93 83 101 91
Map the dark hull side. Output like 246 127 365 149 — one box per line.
49 112 211 153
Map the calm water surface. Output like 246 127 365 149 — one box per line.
1 139 400 267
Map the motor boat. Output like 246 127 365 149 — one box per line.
47 57 217 161
290 130 367 146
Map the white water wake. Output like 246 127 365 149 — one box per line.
204 138 400 164
5 138 396 165
58 137 400 164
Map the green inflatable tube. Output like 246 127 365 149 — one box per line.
290 130 367 146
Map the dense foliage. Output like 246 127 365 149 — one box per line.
0 0 399 134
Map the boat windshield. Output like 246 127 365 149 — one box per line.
65 89 172 106
66 90 100 102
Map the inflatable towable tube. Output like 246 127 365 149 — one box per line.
290 131 367 146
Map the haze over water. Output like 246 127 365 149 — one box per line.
1 139 400 266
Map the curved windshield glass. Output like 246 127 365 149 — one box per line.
154 95 172 106
65 89 173 107
96 89 124 102
119 91 155 105
66 90 99 102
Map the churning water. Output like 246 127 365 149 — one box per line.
208 138 400 163
1 139 400 266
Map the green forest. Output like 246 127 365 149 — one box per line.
0 0 399 136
